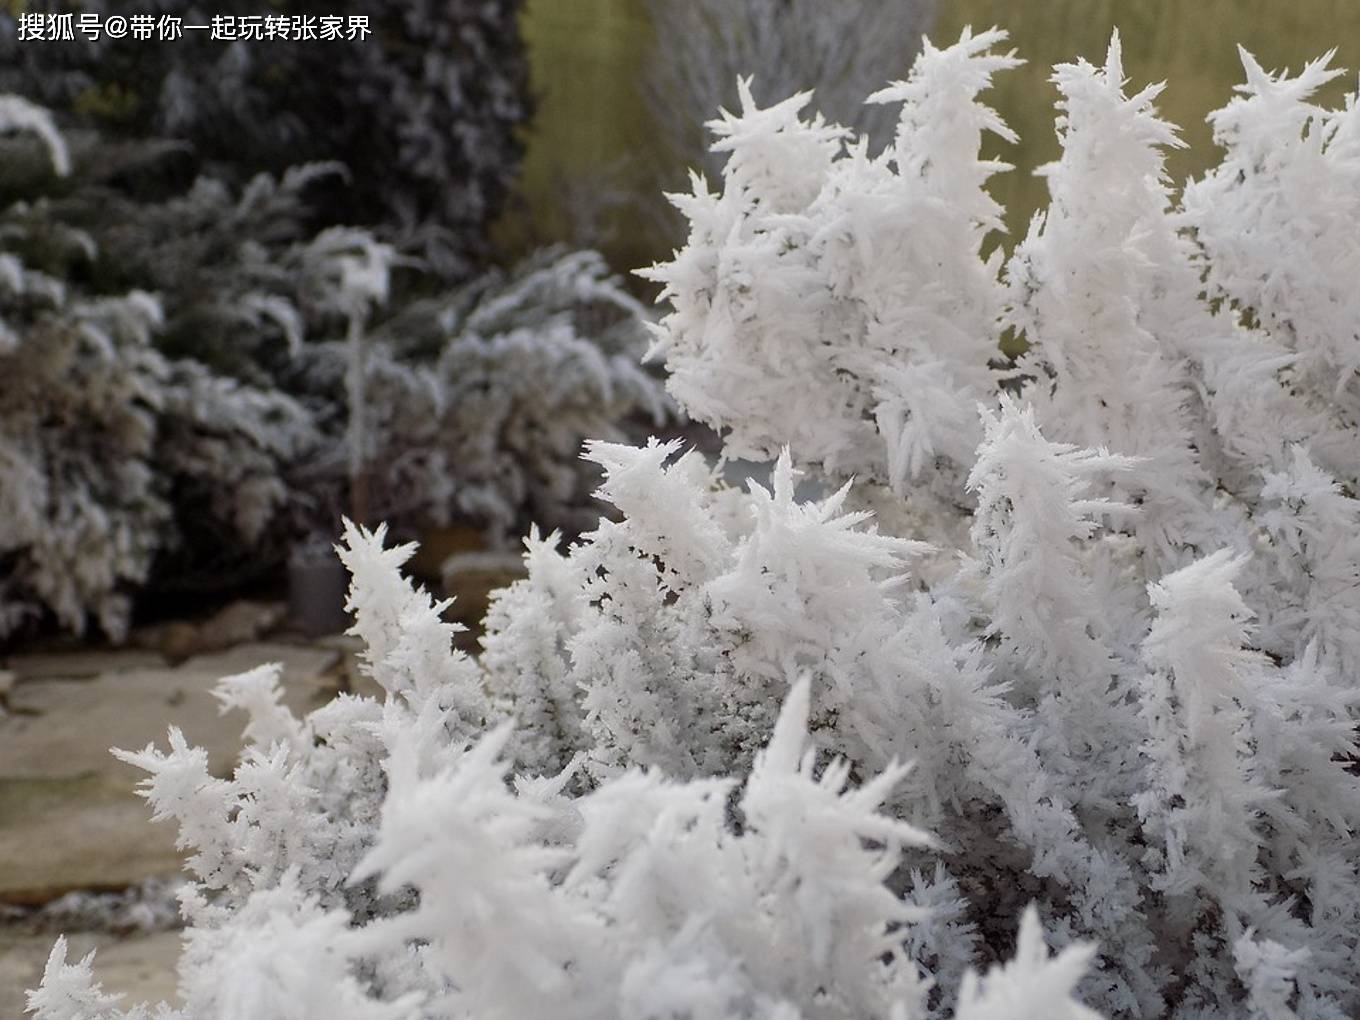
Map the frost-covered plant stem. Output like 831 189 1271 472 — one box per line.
346 310 371 526
299 227 397 529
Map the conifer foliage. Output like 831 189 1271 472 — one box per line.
0 115 665 636
29 28 1360 1020
0 0 531 276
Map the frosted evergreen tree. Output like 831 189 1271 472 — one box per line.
0 99 174 636
0 99 665 629
0 0 531 277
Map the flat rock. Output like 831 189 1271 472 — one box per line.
2 667 244 780
407 523 485 582
131 600 288 663
0 641 345 906
194 600 287 649
442 551 527 628
5 649 168 682
315 634 387 701
0 773 181 905
1 645 339 781
0 929 182 1017
177 641 341 693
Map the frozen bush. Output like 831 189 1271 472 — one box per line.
366 247 671 540
30 27 1360 1020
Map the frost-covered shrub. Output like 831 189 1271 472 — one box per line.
0 126 370 621
152 359 320 583
30 26 1360 1020
277 246 671 542
0 98 316 635
631 28 1360 1015
640 29 1015 503
0 0 530 277
84 159 350 381
1181 48 1360 434
0 267 167 637
29 121 667 544
68 162 427 544
378 248 671 539
29 522 1099 1020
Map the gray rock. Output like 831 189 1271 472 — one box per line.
1 644 337 781
314 634 386 701
176 641 340 694
2 667 244 780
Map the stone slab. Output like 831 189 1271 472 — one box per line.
1 644 343 779
0 773 181 905
177 641 340 692
133 600 288 663
5 649 169 682
315 634 387 702
0 641 346 906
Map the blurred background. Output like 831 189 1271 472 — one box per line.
511 0 1360 270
